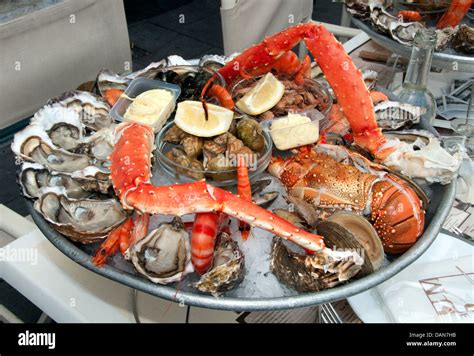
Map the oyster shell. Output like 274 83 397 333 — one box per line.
435 27 457 51
34 187 127 243
18 162 93 199
375 101 425 130
198 54 227 71
370 4 398 34
31 106 84 151
47 91 112 131
324 213 384 276
389 21 426 46
194 232 245 296
129 217 193 284
97 69 129 98
11 125 92 172
452 25 474 54
270 238 363 292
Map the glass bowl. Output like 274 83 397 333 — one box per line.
231 75 333 120
155 121 273 187
154 65 226 103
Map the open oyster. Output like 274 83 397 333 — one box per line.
47 91 112 131
11 125 92 173
370 4 398 34
129 217 193 284
375 101 425 130
31 106 84 151
194 232 245 296
34 187 127 243
389 21 426 46
18 162 93 199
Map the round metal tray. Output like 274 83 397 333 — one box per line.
351 17 474 73
27 178 456 311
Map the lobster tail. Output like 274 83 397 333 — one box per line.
370 174 425 254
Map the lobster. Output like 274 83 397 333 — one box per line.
268 145 426 254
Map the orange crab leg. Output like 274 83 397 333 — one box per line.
218 23 393 160
437 0 473 29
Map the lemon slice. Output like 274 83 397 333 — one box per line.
174 100 234 137
236 73 285 116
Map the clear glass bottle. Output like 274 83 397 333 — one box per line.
393 28 437 126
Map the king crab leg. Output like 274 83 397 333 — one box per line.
109 122 326 253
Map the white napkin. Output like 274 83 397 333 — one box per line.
376 255 473 323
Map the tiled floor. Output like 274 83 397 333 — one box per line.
1 0 344 323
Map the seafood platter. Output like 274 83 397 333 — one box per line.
13 23 461 311
346 0 474 71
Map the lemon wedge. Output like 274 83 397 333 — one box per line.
174 100 234 137
236 73 285 116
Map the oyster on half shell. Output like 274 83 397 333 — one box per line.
129 217 193 284
18 162 93 199
194 232 245 296
34 187 127 243
389 21 426 46
47 91 112 131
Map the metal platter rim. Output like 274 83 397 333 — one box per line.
351 17 474 72
26 180 456 312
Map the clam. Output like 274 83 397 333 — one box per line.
18 162 93 200
47 91 112 131
194 232 245 296
270 237 363 292
253 191 279 208
324 212 384 275
129 217 193 284
34 187 127 243
273 209 308 230
286 195 319 228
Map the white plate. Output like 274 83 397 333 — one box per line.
347 233 472 323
